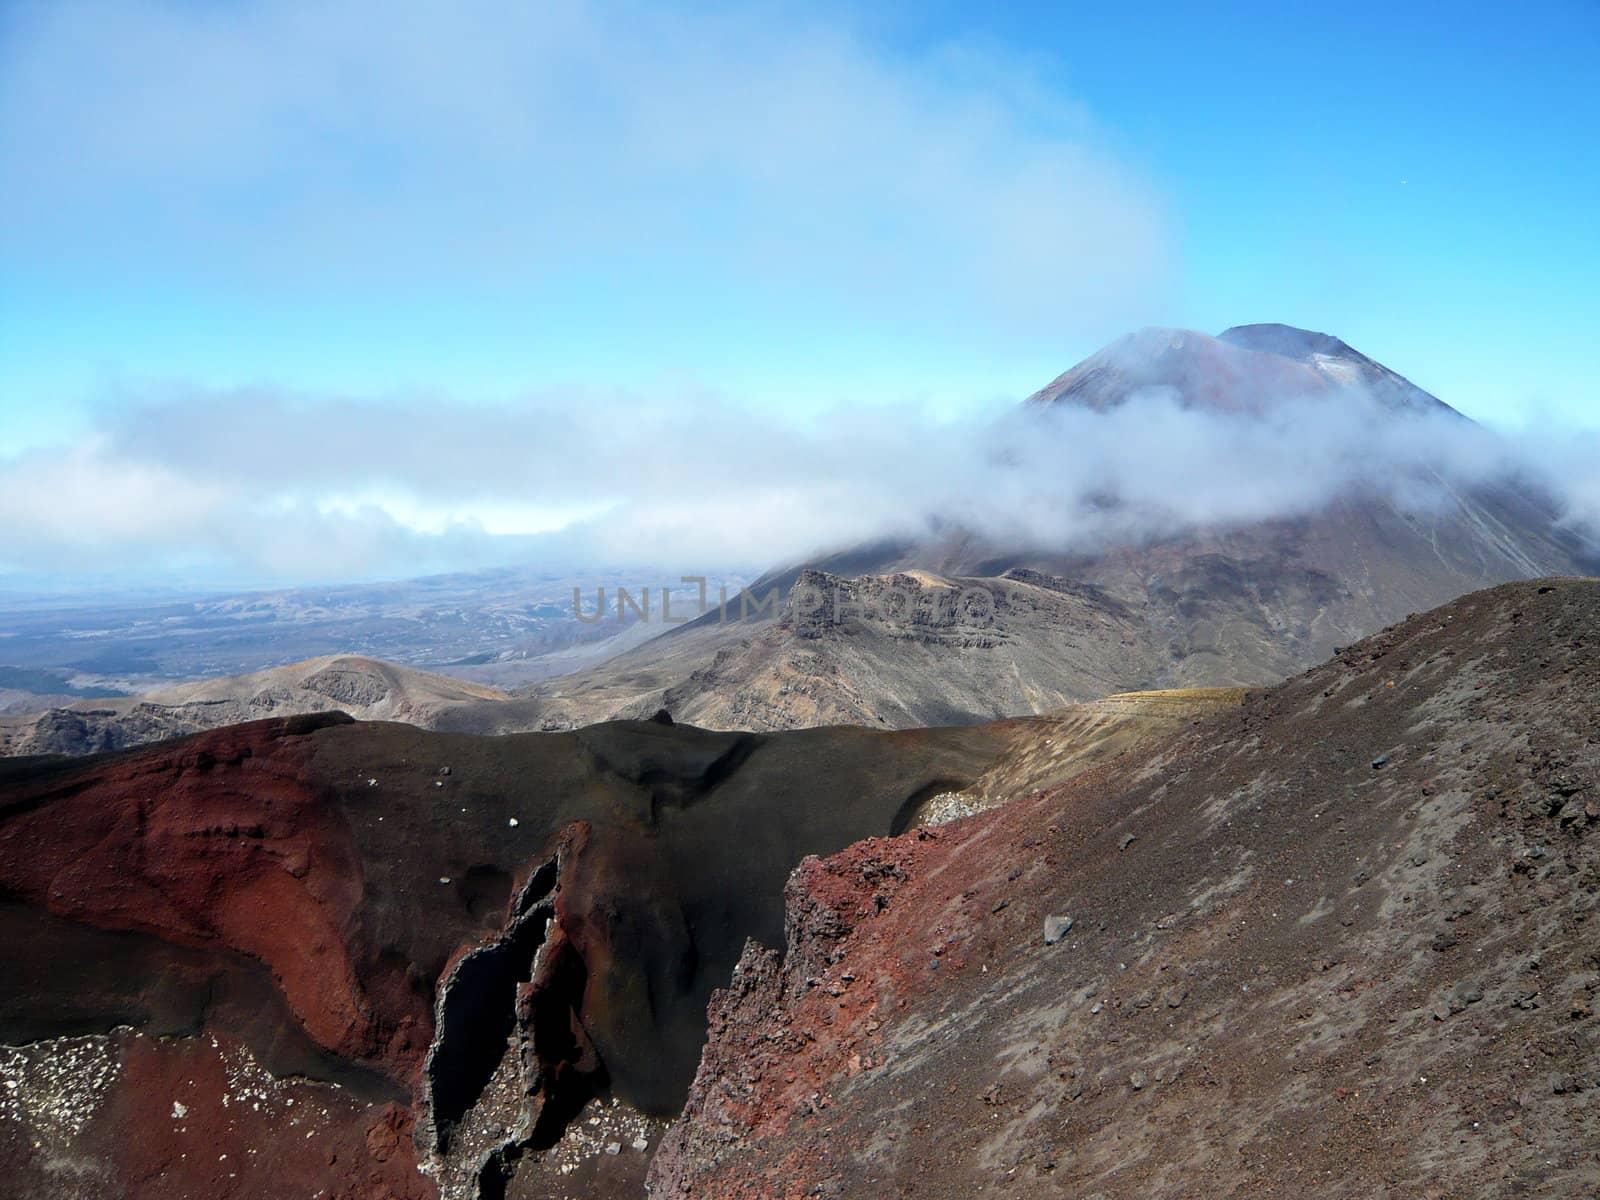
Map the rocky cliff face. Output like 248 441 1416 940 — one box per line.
0 712 1006 1199
652 577 1600 1198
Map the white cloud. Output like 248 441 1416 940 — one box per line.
0 0 1171 335
0 436 226 559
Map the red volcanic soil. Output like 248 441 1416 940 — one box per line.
652 578 1600 1199
0 714 426 1076
0 713 436 1196
0 710 1003 1197
0 1028 429 1200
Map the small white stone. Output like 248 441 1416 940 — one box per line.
172 1100 187 1119
508 817 519 828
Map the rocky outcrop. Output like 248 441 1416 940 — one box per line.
0 709 1008 1197
628 569 1148 731
653 578 1600 1198
417 828 611 1199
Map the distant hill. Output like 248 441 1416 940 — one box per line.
0 654 509 755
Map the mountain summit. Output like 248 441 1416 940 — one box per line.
1028 322 1455 417
1218 322 1459 416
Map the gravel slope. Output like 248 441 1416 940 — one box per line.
654 577 1600 1199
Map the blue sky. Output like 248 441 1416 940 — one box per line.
0 0 1596 583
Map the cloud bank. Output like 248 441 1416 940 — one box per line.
2 380 1596 586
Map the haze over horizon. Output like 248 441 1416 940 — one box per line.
2 0 1596 588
